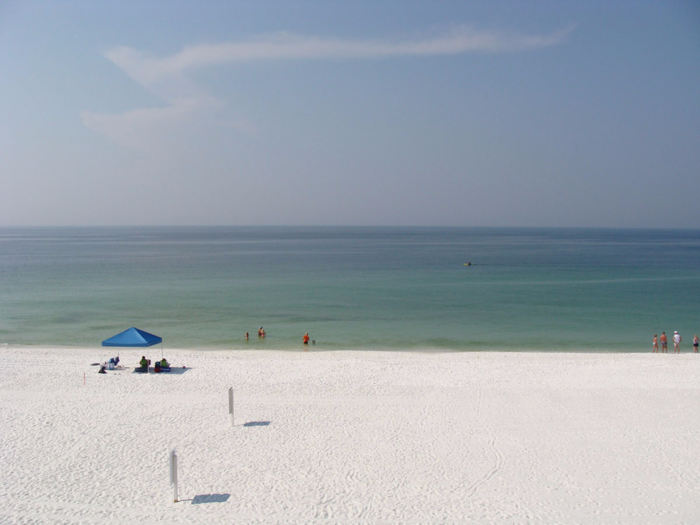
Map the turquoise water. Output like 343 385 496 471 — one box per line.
1 227 699 351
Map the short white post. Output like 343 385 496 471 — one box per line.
169 449 178 503
228 387 234 427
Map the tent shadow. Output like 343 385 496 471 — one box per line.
243 421 271 427
191 493 230 505
166 367 190 375
132 367 191 375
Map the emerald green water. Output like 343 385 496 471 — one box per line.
1 227 698 351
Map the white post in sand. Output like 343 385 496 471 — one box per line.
169 449 178 503
228 387 234 427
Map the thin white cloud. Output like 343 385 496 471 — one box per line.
84 26 572 148
106 26 572 89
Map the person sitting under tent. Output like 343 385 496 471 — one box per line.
107 356 120 370
159 358 171 372
139 356 150 370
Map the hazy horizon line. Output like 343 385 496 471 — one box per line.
2 225 698 231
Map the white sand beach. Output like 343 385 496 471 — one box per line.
1 347 699 524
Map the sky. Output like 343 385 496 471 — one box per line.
1 0 699 228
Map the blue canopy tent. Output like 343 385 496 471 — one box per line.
102 327 162 347
102 327 164 361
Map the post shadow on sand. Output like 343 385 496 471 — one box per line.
243 421 271 427
191 494 231 505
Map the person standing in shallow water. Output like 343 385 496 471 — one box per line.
652 335 658 353
303 332 310 347
694 334 699 353
660 332 668 353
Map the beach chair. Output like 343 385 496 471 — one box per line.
107 356 120 370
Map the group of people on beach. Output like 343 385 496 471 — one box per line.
139 356 169 372
244 327 313 348
652 332 699 353
244 327 267 340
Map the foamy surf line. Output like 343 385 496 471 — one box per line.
1 347 699 523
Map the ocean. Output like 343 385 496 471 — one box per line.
1 227 698 352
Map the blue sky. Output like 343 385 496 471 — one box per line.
2 0 699 227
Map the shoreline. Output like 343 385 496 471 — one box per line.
0 342 672 354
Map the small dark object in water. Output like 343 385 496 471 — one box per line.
312 340 315 344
